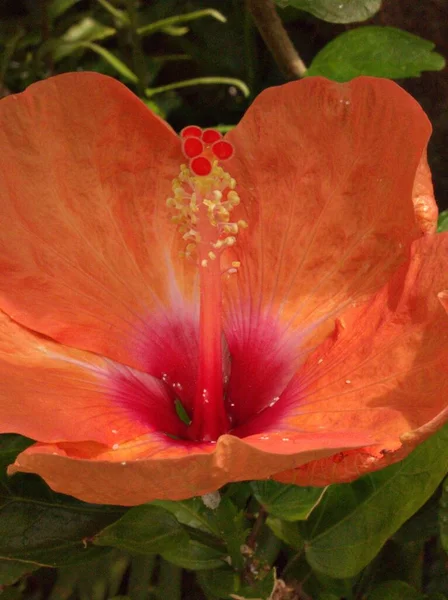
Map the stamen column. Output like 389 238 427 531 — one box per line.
188 231 229 440
167 127 246 442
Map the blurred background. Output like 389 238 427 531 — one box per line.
0 0 446 207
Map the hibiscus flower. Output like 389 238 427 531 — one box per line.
0 73 446 505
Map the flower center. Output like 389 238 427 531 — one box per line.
167 127 247 441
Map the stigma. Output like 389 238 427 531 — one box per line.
166 126 247 442
167 127 247 270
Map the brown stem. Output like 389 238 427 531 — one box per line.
246 0 307 79
247 506 267 550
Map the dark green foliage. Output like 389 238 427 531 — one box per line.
0 429 446 598
276 0 382 24
307 26 445 81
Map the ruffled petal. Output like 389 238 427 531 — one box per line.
266 233 448 485
9 429 374 505
0 311 184 446
0 72 192 371
223 77 434 351
412 151 438 235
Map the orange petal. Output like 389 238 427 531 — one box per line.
412 150 438 235
0 72 192 371
0 311 183 446
224 77 434 346
269 233 448 486
8 429 374 505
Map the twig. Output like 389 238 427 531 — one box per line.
246 0 307 79
247 506 267 550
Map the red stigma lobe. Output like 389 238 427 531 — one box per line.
190 156 212 176
183 137 204 158
212 140 234 160
181 125 202 138
179 125 234 178
202 129 222 144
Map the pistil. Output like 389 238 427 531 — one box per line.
167 127 246 442
189 199 229 440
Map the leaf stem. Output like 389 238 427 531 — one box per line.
137 9 227 37
96 0 129 25
145 76 250 98
247 506 267 550
246 0 307 79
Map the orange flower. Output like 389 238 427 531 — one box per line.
0 73 446 506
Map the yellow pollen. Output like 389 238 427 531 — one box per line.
167 161 246 274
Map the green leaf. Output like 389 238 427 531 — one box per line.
305 425 448 578
197 567 240 598
0 560 37 586
77 42 138 83
266 516 303 549
250 481 326 521
440 476 448 554
48 549 130 600
154 496 249 570
366 581 420 600
307 26 446 81
126 554 156 600
438 211 448 233
0 435 122 568
233 568 277 600
63 16 116 44
162 540 226 570
53 18 117 62
156 560 182 600
393 492 440 544
48 0 82 21
212 498 250 571
151 498 221 537
0 29 24 83
0 587 23 600
96 0 129 25
94 505 188 555
276 0 381 24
